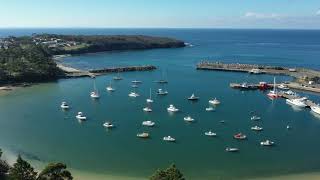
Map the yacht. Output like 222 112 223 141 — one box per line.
163 136 175 142
142 121 155 127
225 147 239 152
76 112 86 121
143 106 152 112
311 105 320 115
106 81 115 92
103 122 114 128
284 90 296 96
90 79 100 99
129 88 139 97
131 84 138 88
286 98 307 107
233 133 247 140
184 116 194 122
205 107 214 111
157 88 168 95
132 80 142 84
113 72 123 80
188 93 199 101
209 98 220 105
146 88 154 103
267 77 279 98
167 104 179 112
205 131 217 137
251 115 261 121
251 126 263 131
137 132 149 138
260 140 274 146
60 102 70 110
278 84 289 90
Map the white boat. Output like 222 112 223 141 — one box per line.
132 80 142 84
286 98 307 107
260 140 274 146
205 131 217 136
225 147 239 152
209 98 220 105
311 105 320 115
249 68 262 74
188 93 199 101
60 102 70 109
278 84 289 90
137 132 149 138
163 136 175 142
157 88 168 95
284 90 296 96
205 107 214 111
234 133 247 140
143 106 152 112
76 112 86 120
131 84 138 88
103 122 114 128
287 125 291 129
251 126 263 131
167 104 179 112
251 115 261 121
106 81 115 91
113 76 122 80
183 116 194 122
267 77 279 98
142 121 155 127
90 79 100 99
129 88 139 97
146 88 154 103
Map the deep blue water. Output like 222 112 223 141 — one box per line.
1 29 320 179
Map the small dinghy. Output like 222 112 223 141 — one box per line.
103 122 114 128
157 89 168 95
251 115 261 121
163 136 175 142
260 140 274 146
234 133 247 140
205 131 217 137
143 107 152 112
251 126 263 131
142 121 155 127
205 107 214 111
137 132 149 138
184 116 195 122
225 147 239 152
76 112 86 121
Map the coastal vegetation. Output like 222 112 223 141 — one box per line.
0 34 185 84
150 164 185 180
0 148 73 180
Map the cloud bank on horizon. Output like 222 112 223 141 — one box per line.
0 0 319 29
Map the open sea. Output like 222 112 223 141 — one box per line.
1 28 320 179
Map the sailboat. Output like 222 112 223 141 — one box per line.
146 88 154 103
156 69 168 84
113 71 123 80
106 80 115 92
267 77 279 98
90 78 100 99
129 87 139 97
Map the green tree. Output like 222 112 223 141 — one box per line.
0 149 10 178
150 164 185 180
8 155 37 180
37 163 72 180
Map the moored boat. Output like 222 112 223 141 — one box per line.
103 122 114 128
225 147 239 152
286 98 307 107
209 98 220 105
251 115 261 121
60 102 70 110
143 106 152 112
205 131 217 136
205 107 214 111
233 133 247 140
167 104 179 112
311 105 320 115
157 88 168 95
188 93 199 101
76 112 86 120
137 132 149 138
142 121 155 127
183 116 195 122
251 126 263 131
163 136 175 142
260 140 274 146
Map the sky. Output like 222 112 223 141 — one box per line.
0 0 320 29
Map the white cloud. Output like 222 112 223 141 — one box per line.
244 12 280 19
316 9 320 15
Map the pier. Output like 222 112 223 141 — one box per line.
198 61 320 94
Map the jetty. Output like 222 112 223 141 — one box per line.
58 64 157 78
198 61 320 94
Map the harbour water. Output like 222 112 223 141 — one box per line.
1 29 320 179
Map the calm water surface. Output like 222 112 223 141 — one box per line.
1 29 320 179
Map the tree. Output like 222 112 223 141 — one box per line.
37 163 72 180
150 164 185 180
0 149 10 178
8 155 37 180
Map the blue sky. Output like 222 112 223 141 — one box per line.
1 0 320 29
